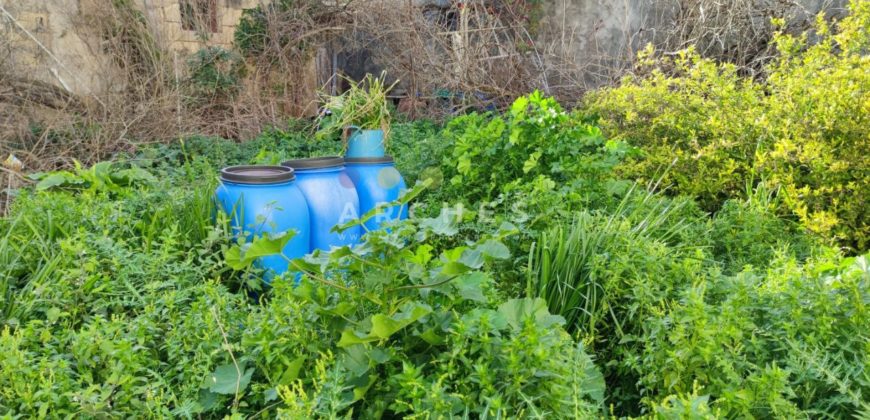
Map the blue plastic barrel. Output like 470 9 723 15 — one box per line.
214 165 310 283
282 157 361 251
343 156 408 232
346 127 385 158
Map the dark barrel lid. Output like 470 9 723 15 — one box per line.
220 165 296 184
281 156 344 170
344 156 395 164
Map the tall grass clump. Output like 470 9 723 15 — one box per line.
526 185 699 337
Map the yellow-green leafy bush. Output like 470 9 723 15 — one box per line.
758 5 870 250
587 0 869 251
587 46 764 212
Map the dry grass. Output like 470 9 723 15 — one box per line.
0 0 849 210
346 0 558 112
650 0 848 78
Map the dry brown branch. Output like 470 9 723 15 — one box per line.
0 0 850 197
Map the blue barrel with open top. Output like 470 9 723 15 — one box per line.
214 165 310 283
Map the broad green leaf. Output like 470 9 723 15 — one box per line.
225 231 296 270
420 328 446 345
575 343 606 405
92 161 113 178
439 261 471 277
523 150 542 174
246 231 295 259
370 303 432 340
352 374 377 402
498 221 519 235
277 356 306 386
36 172 82 191
264 388 278 402
461 308 508 331
324 302 356 317
205 363 254 395
497 298 565 331
197 389 219 411
458 248 484 269
327 245 354 260
224 246 245 270
111 166 157 186
371 314 403 339
26 171 47 181
453 272 489 302
337 329 378 347
411 244 434 266
476 239 511 260
370 348 391 364
457 156 472 175
342 345 372 376
511 95 530 118
419 213 459 236
393 303 432 324
292 254 322 273
440 247 466 262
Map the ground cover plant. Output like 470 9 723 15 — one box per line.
1 2 868 418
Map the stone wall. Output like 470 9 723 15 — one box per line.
138 0 259 53
0 0 113 95
0 0 261 95
537 0 849 88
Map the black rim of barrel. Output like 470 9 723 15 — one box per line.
344 156 394 164
281 156 345 170
220 165 296 184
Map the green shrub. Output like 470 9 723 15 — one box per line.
758 4 870 251
711 184 817 273
586 45 764 212
587 0 869 251
2 67 864 417
387 120 446 185
186 46 246 102
525 192 711 415
527 192 866 417
442 91 627 207
234 0 331 58
639 253 870 417
527 187 704 337
223 194 606 417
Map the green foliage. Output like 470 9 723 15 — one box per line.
2 21 866 415
527 194 865 417
758 1 870 250
638 253 870 417
527 186 700 337
28 160 155 194
587 0 869 250
442 91 627 207
233 0 328 57
315 73 398 143
588 45 764 211
186 46 246 102
387 120 447 185
234 6 269 56
711 183 816 274
224 203 604 417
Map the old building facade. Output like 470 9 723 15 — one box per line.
1 0 260 95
